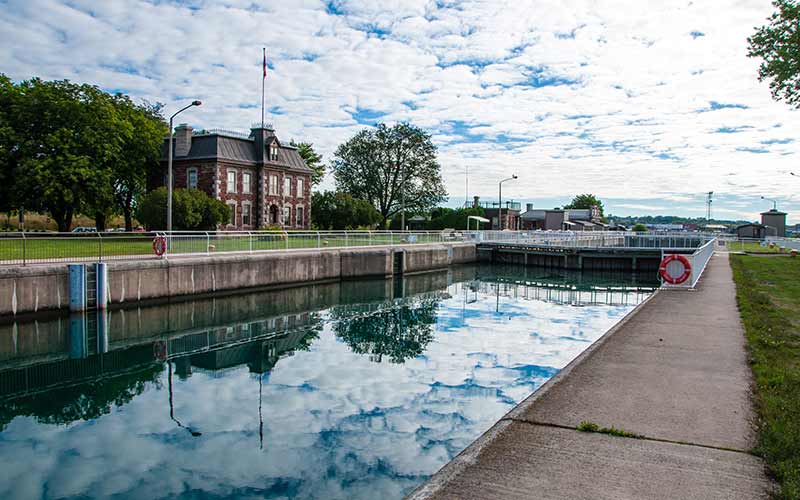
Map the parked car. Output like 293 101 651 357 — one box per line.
71 226 97 233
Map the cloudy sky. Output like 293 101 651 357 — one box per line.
0 0 797 221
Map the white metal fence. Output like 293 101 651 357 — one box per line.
0 229 721 266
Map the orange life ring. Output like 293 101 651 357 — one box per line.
659 254 692 284
153 235 167 256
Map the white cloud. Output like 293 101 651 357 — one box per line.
0 0 798 220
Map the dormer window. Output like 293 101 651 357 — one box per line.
270 143 279 161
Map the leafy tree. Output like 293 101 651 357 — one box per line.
10 78 123 231
563 194 604 217
0 75 18 215
748 0 800 108
135 187 230 230
311 190 382 229
290 140 324 186
112 97 167 231
632 223 648 232
330 122 447 225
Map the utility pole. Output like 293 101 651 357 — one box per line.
400 163 405 230
706 191 713 223
465 164 469 208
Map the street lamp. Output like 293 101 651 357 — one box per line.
498 175 518 230
167 101 202 235
761 196 778 211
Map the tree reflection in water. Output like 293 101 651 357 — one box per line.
330 297 440 364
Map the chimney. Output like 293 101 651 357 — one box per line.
250 125 276 164
526 203 534 212
174 123 193 157
473 196 480 208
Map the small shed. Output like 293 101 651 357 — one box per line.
736 223 776 239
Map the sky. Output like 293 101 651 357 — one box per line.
0 0 798 222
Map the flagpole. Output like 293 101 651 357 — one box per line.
261 48 265 129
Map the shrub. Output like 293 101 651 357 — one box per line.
135 187 231 230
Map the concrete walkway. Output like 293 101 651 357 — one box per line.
408 253 773 500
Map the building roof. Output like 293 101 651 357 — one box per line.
161 128 312 173
520 209 546 220
520 208 593 221
761 209 787 216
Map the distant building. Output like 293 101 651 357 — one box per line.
761 209 787 237
646 223 684 231
703 224 729 233
520 203 603 230
157 124 313 230
736 223 776 239
471 197 520 230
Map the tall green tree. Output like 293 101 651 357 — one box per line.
330 122 447 225
0 75 18 215
290 140 324 186
563 194 604 217
9 78 123 232
748 0 800 108
112 97 167 231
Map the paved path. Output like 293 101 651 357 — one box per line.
408 253 773 500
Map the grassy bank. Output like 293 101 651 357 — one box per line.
730 255 800 499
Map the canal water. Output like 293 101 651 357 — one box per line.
0 265 656 500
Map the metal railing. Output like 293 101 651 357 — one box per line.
660 237 717 289
0 229 720 266
0 230 466 266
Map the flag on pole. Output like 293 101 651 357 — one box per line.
261 48 266 129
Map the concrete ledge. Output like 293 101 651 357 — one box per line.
1 243 477 316
412 423 770 500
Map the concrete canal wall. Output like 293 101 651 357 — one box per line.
0 243 477 316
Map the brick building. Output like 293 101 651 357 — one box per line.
158 124 312 230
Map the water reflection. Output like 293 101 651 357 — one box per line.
0 265 656 500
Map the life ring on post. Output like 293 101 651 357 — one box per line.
153 235 167 256
659 254 692 285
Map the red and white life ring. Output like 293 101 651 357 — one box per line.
659 254 692 284
152 235 167 256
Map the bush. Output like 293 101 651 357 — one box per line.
135 187 231 230
632 223 648 232
311 191 381 230
426 206 485 230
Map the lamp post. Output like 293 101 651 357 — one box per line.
167 101 202 235
761 196 778 211
498 175 518 230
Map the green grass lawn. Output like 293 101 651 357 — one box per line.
0 233 448 262
730 254 800 499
